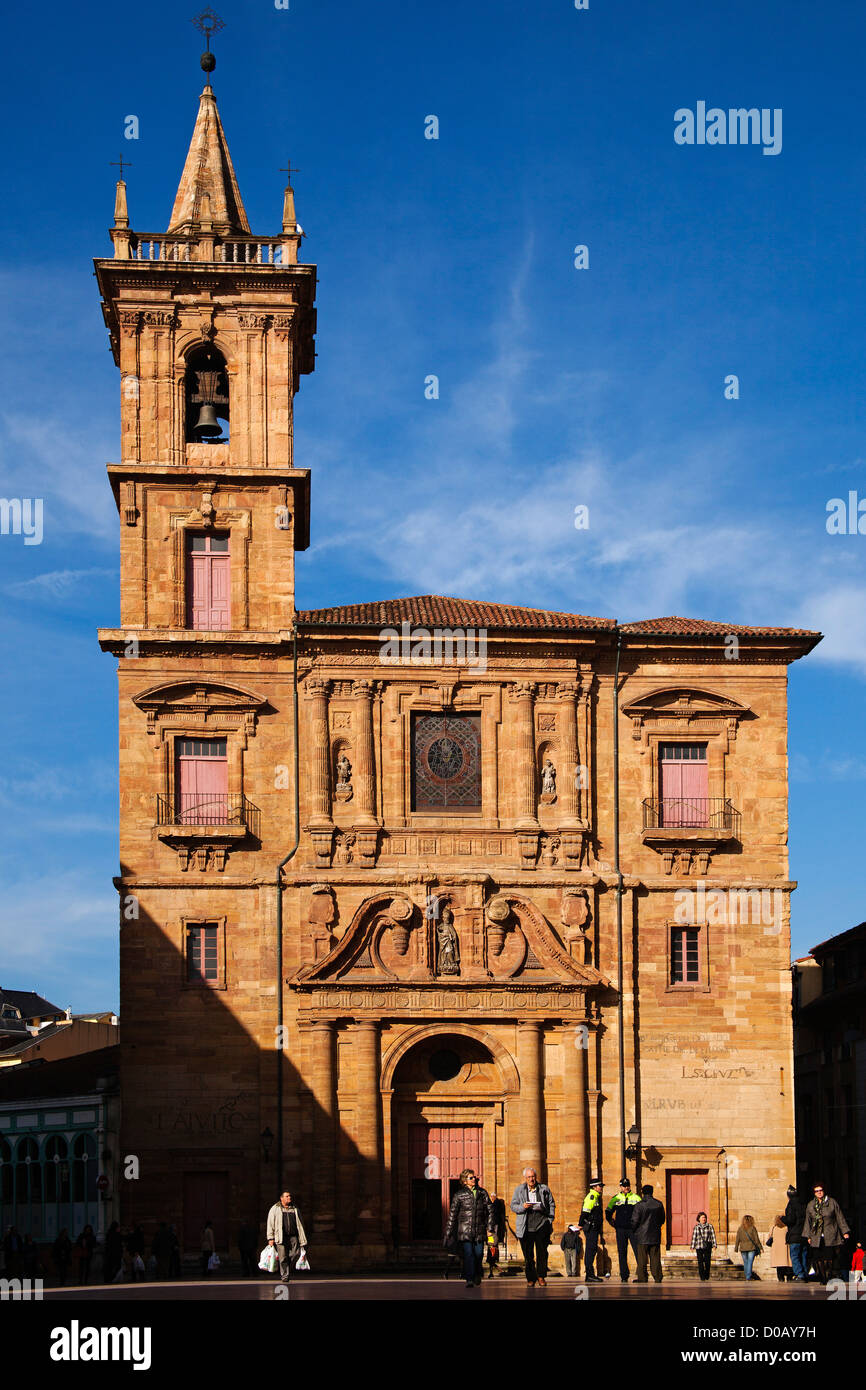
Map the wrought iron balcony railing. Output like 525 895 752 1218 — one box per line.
156 794 261 839
642 797 741 836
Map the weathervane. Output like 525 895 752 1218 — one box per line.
192 7 225 77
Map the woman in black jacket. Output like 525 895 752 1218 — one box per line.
444 1169 496 1290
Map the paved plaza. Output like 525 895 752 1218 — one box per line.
41 1276 838 1302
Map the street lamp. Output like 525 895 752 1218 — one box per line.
625 1124 641 1159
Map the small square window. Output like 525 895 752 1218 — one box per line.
668 924 707 989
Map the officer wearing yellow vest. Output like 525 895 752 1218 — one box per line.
578 1178 605 1282
605 1177 641 1281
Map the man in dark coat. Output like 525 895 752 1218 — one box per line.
632 1184 666 1283
802 1183 850 1284
783 1185 808 1281
444 1168 497 1289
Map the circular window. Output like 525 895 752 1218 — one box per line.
426 736 465 782
429 1048 462 1081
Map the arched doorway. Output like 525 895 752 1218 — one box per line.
387 1029 517 1246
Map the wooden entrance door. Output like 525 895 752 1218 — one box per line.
408 1123 483 1239
668 1170 709 1246
182 1171 229 1253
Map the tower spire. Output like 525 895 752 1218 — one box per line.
168 10 248 235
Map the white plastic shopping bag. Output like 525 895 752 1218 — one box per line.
295 1250 310 1272
258 1245 278 1273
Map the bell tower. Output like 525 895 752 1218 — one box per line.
96 34 316 1244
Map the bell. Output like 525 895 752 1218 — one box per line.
193 403 222 438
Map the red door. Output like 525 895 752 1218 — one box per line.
176 738 228 823
187 533 230 630
409 1124 483 1239
659 744 708 826
183 1171 229 1254
668 1170 709 1246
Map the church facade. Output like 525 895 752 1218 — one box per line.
96 71 820 1265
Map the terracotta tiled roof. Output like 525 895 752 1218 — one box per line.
620 616 821 639
297 595 617 631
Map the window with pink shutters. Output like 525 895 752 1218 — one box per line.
186 532 230 630
658 743 708 826
176 738 228 823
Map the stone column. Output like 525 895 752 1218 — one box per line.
563 1016 589 1202
516 1021 545 1178
306 678 332 828
352 680 378 828
509 682 539 830
353 1021 383 1244
556 681 581 825
309 1021 337 1234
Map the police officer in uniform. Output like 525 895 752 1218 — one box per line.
605 1177 641 1281
579 1178 605 1282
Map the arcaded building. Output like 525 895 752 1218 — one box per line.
96 65 820 1265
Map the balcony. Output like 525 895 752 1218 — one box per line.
156 794 261 841
640 797 740 865
642 798 741 835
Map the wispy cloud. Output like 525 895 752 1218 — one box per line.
5 566 115 599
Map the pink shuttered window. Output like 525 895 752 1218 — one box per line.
670 926 701 985
187 923 219 982
659 743 708 826
186 533 230 630
176 738 228 823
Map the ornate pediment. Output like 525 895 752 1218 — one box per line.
292 886 607 991
621 686 751 749
133 680 268 739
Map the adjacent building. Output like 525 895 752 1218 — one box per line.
793 923 866 1232
96 57 821 1265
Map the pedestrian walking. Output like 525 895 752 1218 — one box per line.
52 1228 72 1286
803 1182 850 1285
152 1222 173 1280
605 1177 641 1281
485 1192 507 1278
690 1211 716 1281
167 1224 181 1279
200 1219 216 1278
734 1215 762 1280
510 1165 556 1287
238 1220 259 1278
104 1221 123 1284
578 1178 605 1282
765 1215 792 1281
560 1223 582 1278
632 1184 666 1283
22 1234 40 1280
266 1190 309 1284
3 1226 23 1279
851 1242 864 1283
783 1185 809 1282
445 1168 497 1289
76 1224 96 1285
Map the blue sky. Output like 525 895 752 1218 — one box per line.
0 0 864 1009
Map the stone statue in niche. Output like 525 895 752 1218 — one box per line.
436 905 460 976
334 751 353 802
540 759 557 803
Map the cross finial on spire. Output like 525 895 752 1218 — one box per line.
110 152 133 182
192 7 224 80
280 161 300 186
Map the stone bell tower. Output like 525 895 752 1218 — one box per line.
96 42 316 1245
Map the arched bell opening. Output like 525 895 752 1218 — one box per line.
184 343 230 443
